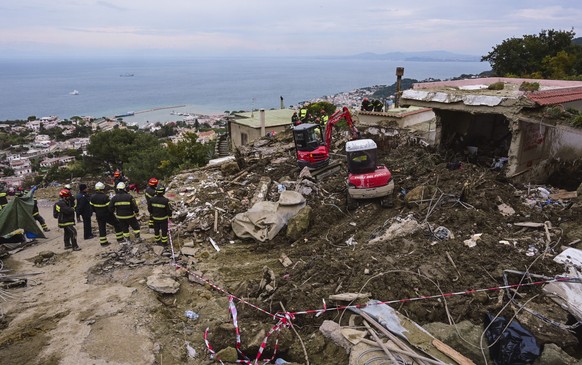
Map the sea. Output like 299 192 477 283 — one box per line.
0 57 491 123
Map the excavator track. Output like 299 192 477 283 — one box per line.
310 160 343 180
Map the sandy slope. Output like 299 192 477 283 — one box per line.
1 201 158 365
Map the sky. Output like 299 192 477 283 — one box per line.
1 0 581 59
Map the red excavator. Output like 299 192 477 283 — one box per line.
345 138 394 209
292 106 359 169
292 106 395 208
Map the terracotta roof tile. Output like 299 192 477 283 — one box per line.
527 87 582 106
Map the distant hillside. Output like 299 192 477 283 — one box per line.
348 50 480 62
573 37 582 46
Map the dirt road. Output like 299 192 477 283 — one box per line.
1 202 159 365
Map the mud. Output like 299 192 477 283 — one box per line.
1 128 581 364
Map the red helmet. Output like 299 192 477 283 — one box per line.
114 170 121 177
148 177 159 186
59 189 71 197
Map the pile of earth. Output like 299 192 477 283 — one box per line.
140 127 582 363
2 125 581 365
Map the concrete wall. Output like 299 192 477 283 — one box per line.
229 122 287 149
509 121 582 177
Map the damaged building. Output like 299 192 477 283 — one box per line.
400 78 582 186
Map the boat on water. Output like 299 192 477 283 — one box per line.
120 73 134 77
69 90 79 95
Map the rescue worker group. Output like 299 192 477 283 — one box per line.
51 173 172 252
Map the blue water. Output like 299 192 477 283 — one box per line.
0 57 490 121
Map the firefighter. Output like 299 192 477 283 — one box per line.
320 109 329 126
372 99 383 112
299 105 309 122
148 184 172 246
144 177 159 230
75 184 94 240
28 188 50 232
361 98 372 111
90 182 124 246
53 189 80 251
291 112 300 126
109 182 141 244
63 184 77 212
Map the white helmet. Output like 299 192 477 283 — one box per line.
116 182 126 190
64 184 72 189
95 182 105 190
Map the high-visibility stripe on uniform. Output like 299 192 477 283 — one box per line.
114 201 131 206
90 202 108 208
153 215 169 220
116 214 135 219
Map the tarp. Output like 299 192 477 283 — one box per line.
0 188 46 239
231 191 306 242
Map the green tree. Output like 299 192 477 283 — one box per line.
482 29 579 78
86 128 160 172
165 133 213 171
124 145 172 187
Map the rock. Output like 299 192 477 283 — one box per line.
215 346 238 362
39 251 56 259
146 268 180 294
220 160 240 175
368 215 425 244
152 246 164 256
534 343 578 365
181 247 197 256
286 205 312 240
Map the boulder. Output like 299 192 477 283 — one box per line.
534 343 578 365
215 346 238 363
286 206 312 241
146 267 180 294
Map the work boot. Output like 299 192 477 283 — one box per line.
43 228 51 232
64 245 72 250
72 246 81 251
100 241 111 247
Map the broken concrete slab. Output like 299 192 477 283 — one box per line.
146 267 180 294
368 215 425 244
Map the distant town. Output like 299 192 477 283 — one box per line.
0 112 228 189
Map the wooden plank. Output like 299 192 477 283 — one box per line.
549 191 577 200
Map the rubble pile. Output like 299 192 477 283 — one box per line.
137 127 582 364
2 127 581 364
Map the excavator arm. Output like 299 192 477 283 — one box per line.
324 106 359 149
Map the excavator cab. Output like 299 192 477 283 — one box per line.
346 139 394 210
293 123 329 168
347 142 378 174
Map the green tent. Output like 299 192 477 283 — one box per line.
0 190 46 239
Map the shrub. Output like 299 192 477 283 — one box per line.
519 81 540 92
487 82 505 90
571 113 582 128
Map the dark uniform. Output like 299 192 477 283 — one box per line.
32 196 50 232
144 177 158 229
291 112 300 126
148 186 172 246
90 187 124 246
75 185 94 240
53 191 80 250
109 185 141 243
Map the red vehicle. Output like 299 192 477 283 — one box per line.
345 139 395 210
292 106 359 169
